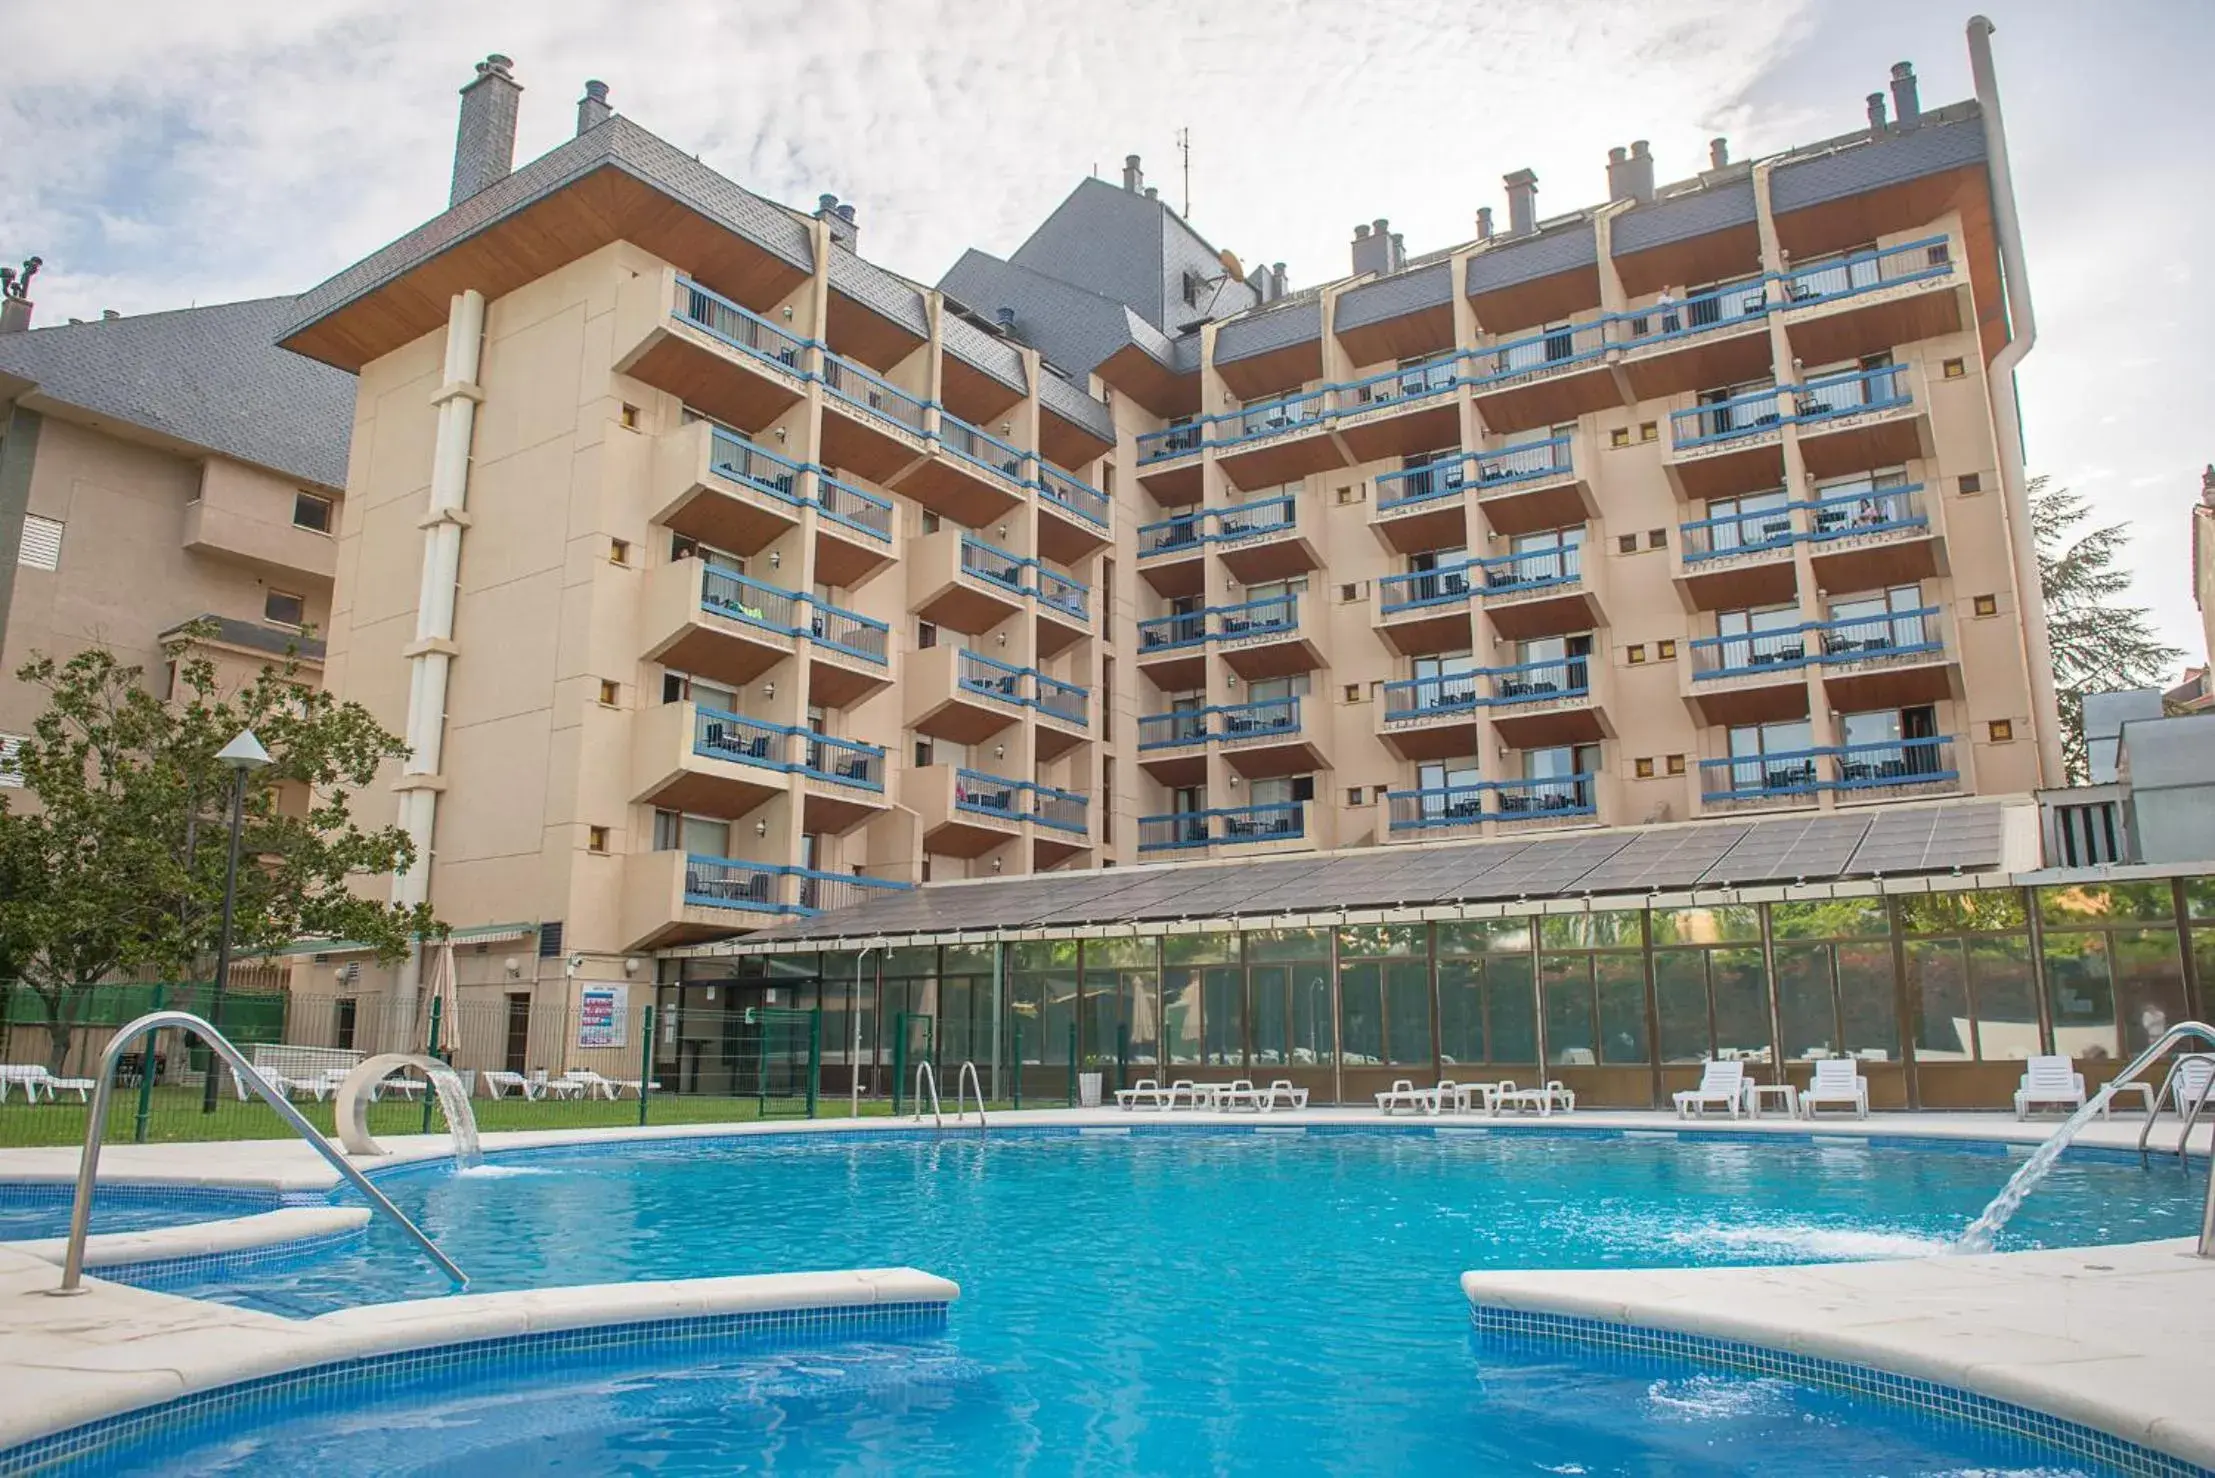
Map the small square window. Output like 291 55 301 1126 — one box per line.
1941 358 1965 380
1656 639 1677 660
1958 473 1982 495
1617 534 1638 554
620 403 641 429
1666 754 1686 776
1343 684 1362 704
1647 528 1667 549
597 679 620 706
921 510 942 534
264 589 306 627
292 492 333 534
1609 427 1630 449
1627 644 1647 664
609 538 631 566
1973 594 1998 617
915 739 934 768
1335 485 1363 506
917 620 938 649
1634 757 1655 779
1639 422 1658 442
1345 787 1364 806
587 825 610 854
1339 583 1361 603
1988 719 2015 742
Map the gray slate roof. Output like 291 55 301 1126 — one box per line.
1006 178 1257 337
940 247 1177 383
0 298 353 489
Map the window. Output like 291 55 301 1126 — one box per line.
597 679 620 706
1100 559 1116 639
1634 757 1655 779
0 734 22 787
1639 422 1658 442
1346 787 1365 806
1973 594 1998 617
1989 719 2015 742
609 538 631 566
914 739 934 768
620 403 641 429
1958 473 1982 495
921 510 942 534
1338 582 1362 603
1666 754 1685 775
587 825 611 854
264 590 306 628
1335 485 1362 506
1182 271 1203 307
1342 684 1362 704
16 514 61 571
292 492 333 534
1656 639 1677 660
1942 358 1965 380
916 620 938 649
1626 645 1646 664
1610 427 1630 449
1617 534 1638 554
1647 528 1667 549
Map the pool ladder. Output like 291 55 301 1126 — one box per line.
46 1008 468 1295
2135 1051 2215 1168
910 1060 988 1133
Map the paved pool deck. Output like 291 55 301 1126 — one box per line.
0 1108 2208 1468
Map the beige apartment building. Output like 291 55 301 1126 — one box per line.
267 49 2057 1039
0 296 352 782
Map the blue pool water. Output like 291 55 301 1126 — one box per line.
73 1130 2214 1474
0 1182 277 1241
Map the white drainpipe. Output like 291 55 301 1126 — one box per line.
391 289 487 1036
1968 16 2064 786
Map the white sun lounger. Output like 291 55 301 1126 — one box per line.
1800 1058 1869 1119
1217 1079 1262 1111
1115 1077 1167 1110
480 1069 535 1100
1493 1080 1575 1116
1375 1079 1431 1114
563 1069 643 1101
2014 1055 2085 1119
1261 1079 1309 1111
1674 1060 1746 1119
0 1065 97 1103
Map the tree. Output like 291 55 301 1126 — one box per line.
0 623 436 1068
2033 476 2183 783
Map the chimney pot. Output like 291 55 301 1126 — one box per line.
1122 154 1144 192
1354 223 1370 240
575 78 611 135
1889 61 1921 131
1350 219 1393 277
835 203 855 224
1504 168 1539 236
451 53 524 208
2202 464 2215 507
101 308 118 320
1630 139 1650 159
1475 206 1494 241
1144 186 1158 200
1372 217 1389 235
1867 91 1890 131
1709 137 1730 170
815 194 857 250
995 307 1017 329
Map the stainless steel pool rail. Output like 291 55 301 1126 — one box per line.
2076 1021 2215 1258
912 1061 943 1129
955 1061 988 1132
48 1009 468 1295
2136 1051 2215 1168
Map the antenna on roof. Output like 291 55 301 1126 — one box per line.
1176 126 1191 218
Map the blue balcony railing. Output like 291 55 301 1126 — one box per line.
1033 566 1091 621
672 277 809 375
1033 673 1090 727
1218 386 1330 446
815 472 893 541
1616 278 1771 350
1035 463 1110 527
1218 697 1300 740
1791 364 1912 426
821 353 927 432
1137 710 1210 749
1815 606 1941 663
1806 484 1927 542
1484 657 1589 704
1376 457 1470 511
1029 784 1089 834
808 598 889 665
1700 750 1827 805
1475 320 1611 383
700 565 804 637
1478 544 1581 594
1830 735 1957 791
1138 812 1213 852
1670 387 1785 449
1471 435 1574 491
1215 495 1296 541
1216 593 1298 639
1680 504 1797 562
1492 775 1597 818
705 426 806 508
939 412 1028 485
1344 355 1461 409
1385 785 1489 832
1139 611 1208 653
1701 736 1958 803
683 854 791 914
693 707 790 772
1383 777 1595 831
792 869 911 915
953 768 1024 819
1137 422 1204 464
1377 560 1477 614
957 649 1029 703
1139 511 1208 557
1779 235 1953 308
1689 627 1810 680
1382 673 1481 722
960 535 1028 595
1219 801 1305 844
797 732 886 791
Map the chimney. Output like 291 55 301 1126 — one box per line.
1475 206 1494 242
1867 92 1889 133
1351 221 1392 278
0 256 39 334
1122 154 1144 193
2202 464 2215 508
1605 146 1631 202
1270 262 1288 300
1503 169 1538 237
815 194 857 250
1389 231 1405 272
101 309 118 321
1889 62 1921 131
450 54 522 208
1625 141 1655 204
576 79 611 135
1144 186 1158 201
1709 138 1730 170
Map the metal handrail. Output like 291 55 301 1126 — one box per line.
2137 1052 2215 1167
955 1060 988 1131
912 1060 943 1129
52 1009 466 1293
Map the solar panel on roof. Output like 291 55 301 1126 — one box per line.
1700 814 1871 887
1844 802 2004 876
1573 825 1751 895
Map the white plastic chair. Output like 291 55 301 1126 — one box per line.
1801 1057 1869 1119
2168 1056 2215 1116
2014 1055 2086 1119
1264 1079 1309 1111
1674 1060 1746 1119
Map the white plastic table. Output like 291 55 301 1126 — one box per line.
1743 1082 1798 1118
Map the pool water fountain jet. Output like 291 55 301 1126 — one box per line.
335 1053 483 1170
1954 1020 2215 1255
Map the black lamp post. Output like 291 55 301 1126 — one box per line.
199 730 271 1113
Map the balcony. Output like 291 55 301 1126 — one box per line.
906 646 1028 743
791 731 891 834
1673 501 1801 612
630 702 790 817
819 352 931 485
1033 671 1092 758
1698 735 1961 812
1033 564 1093 656
1215 493 1316 584
642 560 800 689
813 471 895 587
1384 784 1488 838
1137 510 1208 597
1699 750 1826 814
182 461 337 583
1613 279 1775 405
799 601 887 711
1665 386 1788 502
1467 319 1619 434
1780 236 1962 368
792 869 913 916
1790 365 1928 481
1683 626 1813 726
1136 708 1210 786
1483 656 1610 749
1467 436 1590 536
1138 802 1306 855
1490 774 1600 830
909 530 1027 634
1374 560 1476 657
917 768 1092 863
904 412 1029 528
1334 357 1463 463
651 420 806 558
1371 458 1474 554
1814 606 1956 712
1135 422 1204 504
1477 542 1603 642
1135 609 1211 690
1213 387 1346 489
1216 696 1326 778
1804 483 1943 591
1033 462 1111 562
1214 593 1323 681
621 849 794 950
1382 775 1598 837
1378 672 1482 761
614 271 809 434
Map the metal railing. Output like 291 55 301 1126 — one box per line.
960 535 1028 594
1793 363 1912 424
821 353 927 432
700 564 803 636
1137 709 1210 749
1689 627 1810 680
1779 235 1953 308
1376 457 1470 511
1343 355 1460 408
1829 735 1956 791
1385 785 1488 831
1698 737 1958 801
953 768 1024 819
1477 319 1611 382
1617 278 1771 349
1139 611 1209 652
1137 812 1213 852
1139 511 1208 556
815 472 893 541
684 854 792 913
1218 801 1306 844
2137 1053 2215 1168
1029 784 1089 833
1034 463 1110 527
939 413 1027 484
955 1060 988 1130
1479 543 1582 593
1806 484 1927 542
1033 673 1089 727
1815 606 1941 663
793 869 909 915
956 649 1029 703
1219 386 1330 445
1700 751 1826 804
705 426 806 507
1216 592 1299 639
1033 566 1091 621
1136 422 1203 464
798 732 886 790
1378 560 1477 614
1485 657 1589 704
1492 775 1597 817
673 277 809 374
808 598 890 664
694 707 790 771
1382 673 1480 721
1472 436 1574 489
1681 504 1798 561
1220 697 1300 740
1671 386 1786 448
911 1060 943 1127
52 1010 466 1293
1215 495 1296 541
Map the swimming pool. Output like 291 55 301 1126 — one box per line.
0 1182 280 1242
66 1127 2207 1475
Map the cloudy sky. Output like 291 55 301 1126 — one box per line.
4 0 2207 666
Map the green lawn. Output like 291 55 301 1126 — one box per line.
0 1084 1036 1149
